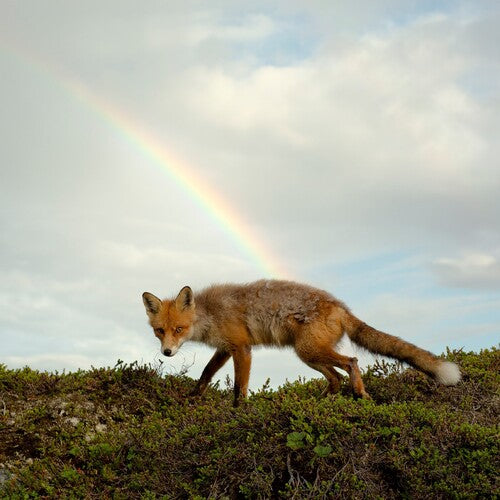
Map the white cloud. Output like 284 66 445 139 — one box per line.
0 1 498 381
4 354 96 372
159 9 498 269
98 241 249 272
433 253 500 289
180 14 486 184
188 14 276 45
353 289 500 355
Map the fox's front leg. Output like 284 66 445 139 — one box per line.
190 349 230 397
232 345 252 407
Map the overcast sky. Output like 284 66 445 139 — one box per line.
1 1 499 390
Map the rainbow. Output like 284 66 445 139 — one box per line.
1 42 292 279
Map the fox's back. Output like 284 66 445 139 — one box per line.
195 280 346 346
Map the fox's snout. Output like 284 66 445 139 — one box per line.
160 334 184 358
162 344 180 357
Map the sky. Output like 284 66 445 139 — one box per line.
1 0 499 390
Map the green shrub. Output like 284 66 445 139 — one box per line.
0 348 498 498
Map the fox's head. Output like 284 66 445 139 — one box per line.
142 286 195 357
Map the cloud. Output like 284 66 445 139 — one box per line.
355 288 500 356
180 13 487 180
0 1 499 381
433 253 500 289
188 14 276 45
163 9 498 267
4 354 97 372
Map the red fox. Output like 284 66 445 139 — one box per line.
142 279 460 406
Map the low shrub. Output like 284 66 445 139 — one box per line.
0 348 498 498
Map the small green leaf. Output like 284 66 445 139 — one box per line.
286 432 306 450
313 444 332 457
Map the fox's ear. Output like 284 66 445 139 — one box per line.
142 292 162 317
175 286 195 311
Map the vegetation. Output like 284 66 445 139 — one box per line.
0 347 498 499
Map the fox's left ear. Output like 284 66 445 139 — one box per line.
175 286 195 311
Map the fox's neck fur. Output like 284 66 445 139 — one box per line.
188 306 214 344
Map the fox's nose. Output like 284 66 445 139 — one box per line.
163 348 172 357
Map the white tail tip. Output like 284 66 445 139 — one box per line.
435 361 461 386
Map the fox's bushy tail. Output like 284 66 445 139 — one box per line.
340 310 461 385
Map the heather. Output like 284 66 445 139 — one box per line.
0 347 498 498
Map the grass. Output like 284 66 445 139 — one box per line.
0 347 498 498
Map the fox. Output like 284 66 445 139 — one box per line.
142 279 461 406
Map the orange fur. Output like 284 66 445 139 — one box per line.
142 280 461 405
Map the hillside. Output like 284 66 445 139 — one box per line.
0 347 498 498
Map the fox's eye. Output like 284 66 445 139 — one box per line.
175 326 183 334
155 328 164 335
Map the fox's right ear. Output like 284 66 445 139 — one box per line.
142 292 162 318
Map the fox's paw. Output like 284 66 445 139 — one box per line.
321 383 341 397
354 390 371 400
188 386 204 398
232 398 249 409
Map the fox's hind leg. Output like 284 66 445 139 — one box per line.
295 327 370 400
190 349 230 397
327 351 370 400
303 361 343 395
